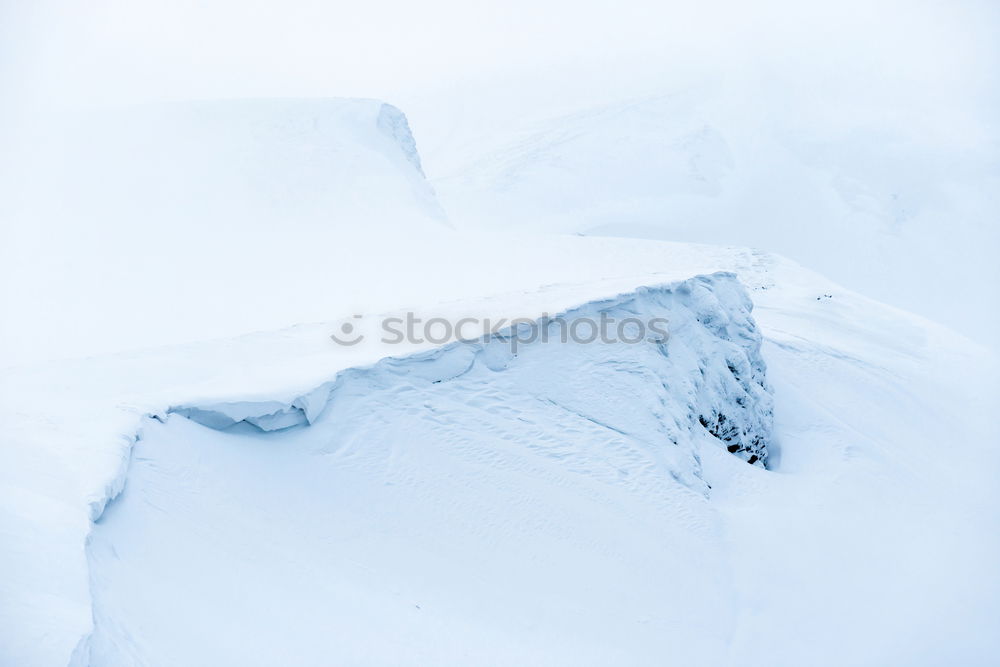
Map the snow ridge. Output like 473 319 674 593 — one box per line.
74 272 773 665
170 272 771 468
377 103 426 176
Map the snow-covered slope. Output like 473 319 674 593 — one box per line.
3 241 997 666
36 98 444 224
432 91 1000 345
2 87 997 666
79 272 773 665
0 98 446 367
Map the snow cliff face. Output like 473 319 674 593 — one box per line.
77 273 772 665
377 102 427 176
173 272 771 467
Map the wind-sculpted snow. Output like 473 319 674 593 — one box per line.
4 243 998 666
172 273 772 466
77 274 772 665
377 103 427 176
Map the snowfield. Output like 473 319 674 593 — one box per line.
80 272 773 665
430 89 1000 347
1 94 997 666
3 240 997 665
0 98 447 367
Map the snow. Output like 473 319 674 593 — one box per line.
3 237 998 665
430 89 1000 347
1 93 997 666
0 98 447 367
79 272 773 665
169 272 771 465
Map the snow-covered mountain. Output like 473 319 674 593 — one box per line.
0 98 447 367
3 0 998 663
14 98 444 224
1 93 997 667
3 237 998 666
431 90 1000 346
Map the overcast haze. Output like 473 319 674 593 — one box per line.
4 0 998 150
1 0 999 362
4 4 1000 666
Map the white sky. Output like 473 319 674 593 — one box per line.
3 0 997 147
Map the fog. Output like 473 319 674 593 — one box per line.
4 0 997 148
1 0 998 364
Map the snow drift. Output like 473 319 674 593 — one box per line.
172 273 771 462
77 273 774 665
3 241 998 666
